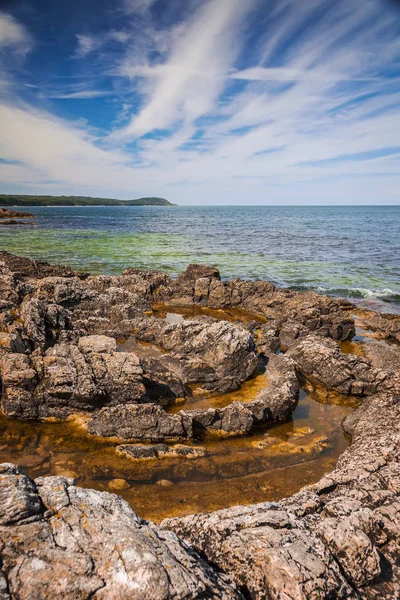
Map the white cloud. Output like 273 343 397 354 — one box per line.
113 0 257 140
49 90 113 99
0 11 32 56
74 34 99 58
74 30 130 58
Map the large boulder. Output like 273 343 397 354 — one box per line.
0 463 242 599
0 337 147 419
287 334 400 396
133 316 260 393
87 404 190 442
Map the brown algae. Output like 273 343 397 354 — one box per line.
0 387 357 523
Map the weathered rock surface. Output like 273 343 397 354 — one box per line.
0 338 147 419
287 334 400 396
87 355 299 441
0 253 399 598
253 321 280 357
117 443 207 460
147 264 355 342
358 310 400 345
0 463 242 599
132 315 260 392
164 391 400 599
71 285 151 337
141 356 188 404
0 251 80 279
88 403 189 441
363 340 400 372
20 297 72 349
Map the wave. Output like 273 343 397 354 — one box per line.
289 284 400 303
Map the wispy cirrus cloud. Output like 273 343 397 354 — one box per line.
112 0 258 139
48 90 114 99
74 30 131 58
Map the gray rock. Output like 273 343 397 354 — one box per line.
78 334 117 354
1 342 146 419
88 355 299 441
20 297 72 349
117 443 207 460
88 403 190 441
287 334 400 395
141 356 188 404
0 464 242 599
133 316 260 393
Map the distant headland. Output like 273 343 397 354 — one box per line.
0 194 175 207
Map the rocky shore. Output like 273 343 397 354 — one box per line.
0 209 35 226
0 251 399 598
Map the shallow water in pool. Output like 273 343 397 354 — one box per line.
0 384 359 522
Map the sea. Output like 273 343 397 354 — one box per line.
2 204 399 314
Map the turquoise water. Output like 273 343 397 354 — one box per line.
2 205 399 312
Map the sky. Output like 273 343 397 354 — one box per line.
0 0 400 205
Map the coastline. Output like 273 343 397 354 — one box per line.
0 251 398 597
1 204 398 315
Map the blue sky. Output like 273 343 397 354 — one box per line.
0 0 400 205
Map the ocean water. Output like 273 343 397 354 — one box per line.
2 205 399 313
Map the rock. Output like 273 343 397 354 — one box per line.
287 334 400 396
253 321 280 356
1 342 146 419
279 319 309 349
316 517 381 586
0 353 38 419
117 443 206 460
360 311 400 345
108 478 130 491
78 334 117 354
134 316 260 393
144 267 355 342
72 286 151 336
87 404 190 441
0 251 80 278
0 265 23 310
88 355 298 441
20 297 72 349
0 463 42 525
363 341 400 372
34 276 93 307
186 403 255 436
0 464 242 599
182 264 221 281
164 392 400 599
0 332 25 355
249 354 299 424
141 356 188 404
0 208 34 219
